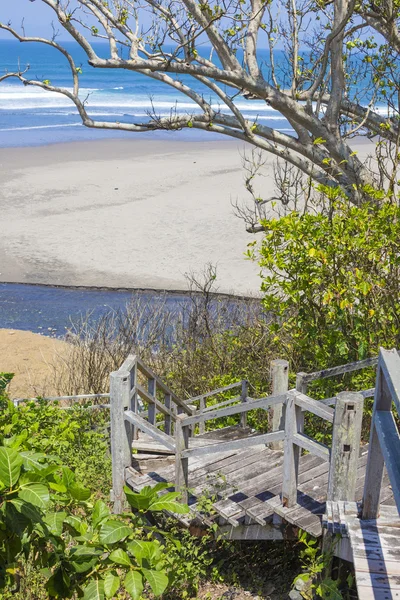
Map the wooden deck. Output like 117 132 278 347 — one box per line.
126 431 394 539
109 350 400 599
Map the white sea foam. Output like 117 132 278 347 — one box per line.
0 123 81 132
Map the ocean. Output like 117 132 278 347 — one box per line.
0 39 298 147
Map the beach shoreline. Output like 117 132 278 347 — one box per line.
0 138 265 297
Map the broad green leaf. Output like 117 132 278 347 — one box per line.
69 546 103 574
83 578 105 600
65 514 88 535
124 487 152 511
149 497 189 514
142 568 168 596
0 447 22 487
69 483 91 502
92 500 110 528
18 483 50 508
128 540 161 564
124 571 143 600
99 520 132 544
44 511 67 536
109 548 132 567
104 572 120 599
20 451 47 472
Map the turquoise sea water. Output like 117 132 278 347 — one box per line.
0 39 296 146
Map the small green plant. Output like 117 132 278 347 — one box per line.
293 531 347 600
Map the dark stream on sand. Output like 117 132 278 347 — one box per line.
0 283 188 337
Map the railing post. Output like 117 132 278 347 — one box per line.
199 397 206 435
270 359 289 450
130 361 138 440
328 391 364 502
148 378 157 426
240 380 249 428
175 414 189 504
164 393 172 436
281 391 301 507
110 370 132 514
362 356 393 519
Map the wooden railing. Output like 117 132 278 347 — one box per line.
362 348 400 519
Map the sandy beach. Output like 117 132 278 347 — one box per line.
0 139 272 297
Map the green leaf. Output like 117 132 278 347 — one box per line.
142 568 168 596
44 511 67 536
69 483 91 501
0 446 22 487
20 451 47 472
149 496 189 514
83 579 105 600
92 500 110 528
65 514 88 535
18 483 50 508
108 548 132 567
124 487 152 511
99 520 132 544
124 571 143 600
104 572 120 598
128 540 161 564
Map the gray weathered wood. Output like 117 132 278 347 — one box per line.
240 380 249 428
293 432 331 460
293 391 335 423
129 360 138 440
199 396 206 435
175 414 189 503
136 358 192 414
147 378 157 426
302 356 380 383
164 393 173 436
136 383 176 420
269 359 289 450
202 395 242 413
110 370 132 514
186 381 242 404
124 410 176 452
281 392 299 507
374 410 400 515
362 351 395 520
183 430 285 458
328 391 364 502
180 392 287 427
379 348 400 416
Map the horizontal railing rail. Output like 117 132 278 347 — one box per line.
13 392 110 407
362 348 400 519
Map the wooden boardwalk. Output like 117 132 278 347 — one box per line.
109 349 400 599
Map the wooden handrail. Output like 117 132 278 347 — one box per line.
178 392 288 427
184 381 242 404
136 357 192 415
362 348 400 519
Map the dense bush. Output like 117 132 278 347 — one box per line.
249 198 400 393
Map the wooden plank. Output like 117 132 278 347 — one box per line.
180 393 288 427
124 410 176 452
293 391 335 423
354 557 400 576
379 348 400 416
303 356 379 383
362 358 393 519
355 585 400 599
375 410 400 513
202 396 241 413
186 382 242 404
147 378 157 426
183 430 285 458
293 432 330 460
136 358 192 414
327 392 364 502
219 523 286 541
136 383 176 420
120 354 137 374
282 392 299 507
355 572 400 590
110 370 132 514
269 359 289 449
